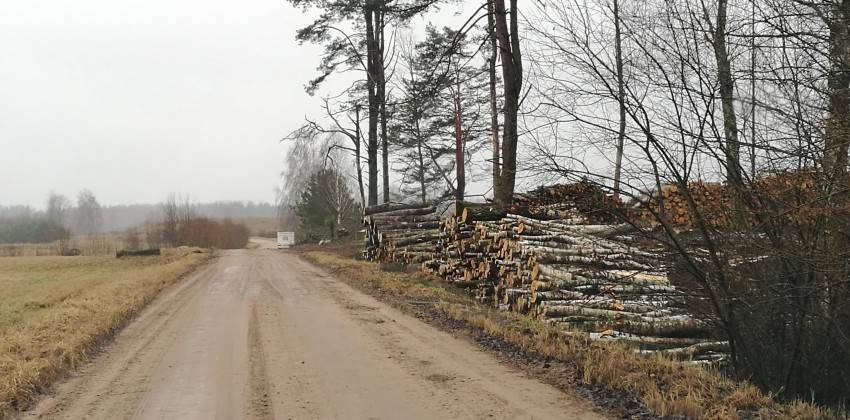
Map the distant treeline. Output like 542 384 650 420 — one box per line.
0 201 277 234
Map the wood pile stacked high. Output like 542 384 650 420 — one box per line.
630 174 848 228
514 183 628 224
630 182 731 228
363 201 441 264
366 184 724 360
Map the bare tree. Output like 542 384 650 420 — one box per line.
45 191 70 226
161 194 180 246
612 0 626 197
278 127 358 240
75 189 102 235
703 0 746 228
284 91 367 211
523 0 849 403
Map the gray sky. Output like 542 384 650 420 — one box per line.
1 0 333 208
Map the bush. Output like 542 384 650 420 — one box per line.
176 218 250 249
124 229 141 251
219 219 251 249
661 172 850 404
0 219 70 244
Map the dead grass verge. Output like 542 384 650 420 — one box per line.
0 235 123 257
0 248 212 417
306 251 845 420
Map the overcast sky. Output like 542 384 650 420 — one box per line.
0 0 365 209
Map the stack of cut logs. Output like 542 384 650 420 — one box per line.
514 183 629 224
640 182 732 228
640 173 844 228
364 184 725 361
363 201 441 264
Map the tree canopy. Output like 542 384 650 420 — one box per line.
293 168 360 242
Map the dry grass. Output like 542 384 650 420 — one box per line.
0 248 211 416
307 251 847 420
0 235 124 257
308 251 467 304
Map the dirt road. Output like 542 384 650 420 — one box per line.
22 239 603 420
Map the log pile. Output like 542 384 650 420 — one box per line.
631 182 732 228
629 178 824 228
514 183 628 224
363 201 442 264
364 184 720 359
630 177 828 229
422 209 706 341
116 248 161 257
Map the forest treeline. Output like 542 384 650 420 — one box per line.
277 0 850 408
0 191 276 241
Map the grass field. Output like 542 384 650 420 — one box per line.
0 235 125 257
0 218 281 257
306 250 843 420
0 248 211 416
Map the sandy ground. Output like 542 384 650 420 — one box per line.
20 238 604 420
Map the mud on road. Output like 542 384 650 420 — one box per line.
21 239 604 420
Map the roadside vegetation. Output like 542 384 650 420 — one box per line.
226 217 280 238
0 248 211 417
142 194 251 250
305 250 845 420
0 219 69 245
0 235 119 257
277 0 850 409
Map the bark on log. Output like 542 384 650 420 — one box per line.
372 220 442 230
532 290 588 301
461 206 586 223
657 341 729 358
531 254 654 271
370 214 441 223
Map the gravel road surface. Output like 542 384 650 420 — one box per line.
22 239 604 420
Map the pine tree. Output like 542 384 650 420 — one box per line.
293 169 360 242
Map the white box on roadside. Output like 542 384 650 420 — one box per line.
276 232 295 249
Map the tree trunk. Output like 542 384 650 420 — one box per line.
492 0 522 205
454 83 465 200
355 104 366 212
749 0 757 177
488 0 501 190
408 62 428 204
711 0 746 229
417 133 427 204
378 8 390 203
365 9 379 206
825 0 850 176
613 0 626 197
